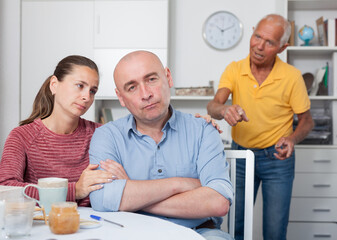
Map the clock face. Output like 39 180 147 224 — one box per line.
203 11 243 50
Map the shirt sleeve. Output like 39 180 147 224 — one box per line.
197 123 234 204
89 125 127 212
218 61 236 91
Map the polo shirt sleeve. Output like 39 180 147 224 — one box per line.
197 123 234 204
289 70 311 114
89 125 127 212
218 61 237 91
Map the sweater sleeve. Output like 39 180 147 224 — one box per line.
0 128 39 199
65 182 90 207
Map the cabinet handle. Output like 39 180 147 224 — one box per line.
96 15 100 34
313 184 331 188
313 208 331 212
313 234 331 238
313 159 331 163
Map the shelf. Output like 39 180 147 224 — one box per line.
171 96 214 100
95 96 118 100
295 144 337 149
309 96 337 100
96 95 337 101
288 0 337 11
287 46 337 53
95 95 215 101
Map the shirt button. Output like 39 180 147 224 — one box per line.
254 85 257 88
158 169 162 173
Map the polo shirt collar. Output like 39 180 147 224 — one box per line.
242 54 284 82
241 55 251 76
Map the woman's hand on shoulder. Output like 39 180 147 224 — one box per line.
195 113 223 133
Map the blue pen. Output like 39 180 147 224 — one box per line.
90 214 124 228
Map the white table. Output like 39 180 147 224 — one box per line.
27 207 205 240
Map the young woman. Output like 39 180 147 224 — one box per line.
0 55 114 206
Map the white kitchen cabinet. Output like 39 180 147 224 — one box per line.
92 0 168 98
93 48 168 98
288 147 337 239
94 0 168 49
21 0 94 120
20 0 168 120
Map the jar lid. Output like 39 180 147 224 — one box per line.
50 202 78 213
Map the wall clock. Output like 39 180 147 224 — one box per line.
203 11 243 50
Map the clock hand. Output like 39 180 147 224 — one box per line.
216 24 235 34
222 24 235 32
216 25 225 32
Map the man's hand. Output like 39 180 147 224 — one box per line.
274 137 295 160
100 159 129 180
224 105 249 126
75 164 116 199
195 113 223 133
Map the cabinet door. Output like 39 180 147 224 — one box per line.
288 222 337 240
292 173 337 197
94 48 167 97
295 148 337 173
289 198 337 221
94 0 168 48
21 0 94 120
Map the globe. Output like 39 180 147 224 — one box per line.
298 25 314 46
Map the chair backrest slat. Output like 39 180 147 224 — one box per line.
225 150 255 240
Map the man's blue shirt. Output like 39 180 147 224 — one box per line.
89 106 233 228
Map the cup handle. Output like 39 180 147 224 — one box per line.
22 184 42 207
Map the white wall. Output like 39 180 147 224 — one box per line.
0 0 21 156
169 0 285 89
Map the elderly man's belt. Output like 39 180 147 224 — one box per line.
195 219 216 229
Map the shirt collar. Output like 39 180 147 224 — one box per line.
241 55 251 76
242 54 283 81
125 105 177 136
163 105 178 131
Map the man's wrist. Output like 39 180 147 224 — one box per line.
220 106 227 119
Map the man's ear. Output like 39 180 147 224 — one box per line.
165 67 173 88
49 76 58 95
278 42 289 54
115 88 126 107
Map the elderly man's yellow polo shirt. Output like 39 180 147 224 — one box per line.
218 55 311 149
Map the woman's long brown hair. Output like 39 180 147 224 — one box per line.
19 55 99 126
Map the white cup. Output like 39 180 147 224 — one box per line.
22 177 68 215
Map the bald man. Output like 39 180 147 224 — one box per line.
89 51 234 240
207 14 314 240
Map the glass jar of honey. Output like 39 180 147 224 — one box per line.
48 202 80 234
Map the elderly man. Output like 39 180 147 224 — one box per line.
207 14 314 240
89 50 234 240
